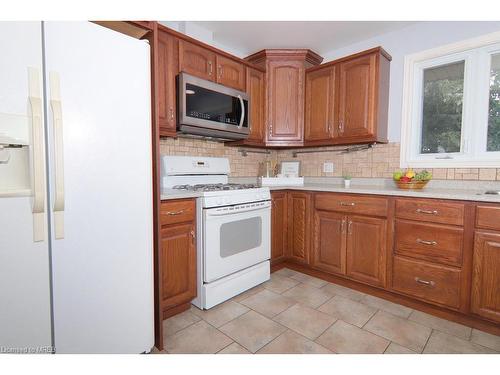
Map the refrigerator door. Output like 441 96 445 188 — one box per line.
43 22 154 353
0 22 53 351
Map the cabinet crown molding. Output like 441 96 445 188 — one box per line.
246 48 324 67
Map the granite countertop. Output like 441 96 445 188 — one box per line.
267 183 500 203
161 182 500 203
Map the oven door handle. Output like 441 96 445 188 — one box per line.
205 204 270 217
237 94 245 128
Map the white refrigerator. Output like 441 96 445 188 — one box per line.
0 22 154 353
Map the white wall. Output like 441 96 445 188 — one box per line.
159 21 247 58
321 21 500 142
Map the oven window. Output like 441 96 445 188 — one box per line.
185 83 248 128
220 217 262 258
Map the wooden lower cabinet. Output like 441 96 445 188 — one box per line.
287 191 311 264
346 215 387 287
159 199 197 317
268 190 500 333
271 191 288 262
160 222 196 310
312 210 346 274
471 231 500 323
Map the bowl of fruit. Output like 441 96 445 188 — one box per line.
393 168 432 189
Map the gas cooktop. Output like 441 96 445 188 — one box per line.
172 183 259 192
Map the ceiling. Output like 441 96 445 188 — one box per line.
188 21 418 56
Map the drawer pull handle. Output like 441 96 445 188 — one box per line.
340 202 355 206
166 209 185 216
416 239 437 246
415 277 435 287
416 208 438 215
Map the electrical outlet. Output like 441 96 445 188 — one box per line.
323 162 334 173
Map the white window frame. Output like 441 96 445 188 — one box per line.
401 31 500 168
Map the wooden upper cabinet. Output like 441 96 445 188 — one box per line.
271 191 288 263
336 53 377 140
268 60 305 144
346 215 387 287
246 68 265 143
471 231 500 323
158 30 178 136
304 47 391 146
312 210 346 275
246 49 323 146
179 40 216 81
287 191 312 264
216 55 246 91
305 67 335 142
335 49 390 143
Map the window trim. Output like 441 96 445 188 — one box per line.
401 31 500 168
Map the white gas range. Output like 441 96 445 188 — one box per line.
161 156 271 309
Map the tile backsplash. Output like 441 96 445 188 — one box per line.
160 138 500 181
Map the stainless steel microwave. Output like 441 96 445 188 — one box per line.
177 72 250 140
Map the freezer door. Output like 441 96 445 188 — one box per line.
0 22 53 352
43 22 154 353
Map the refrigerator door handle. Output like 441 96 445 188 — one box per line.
28 67 45 242
49 72 65 239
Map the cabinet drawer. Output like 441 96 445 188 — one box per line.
394 220 463 267
315 193 388 217
160 199 196 225
476 205 500 231
395 199 464 226
392 256 461 310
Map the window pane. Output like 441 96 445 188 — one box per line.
420 61 465 154
488 53 500 152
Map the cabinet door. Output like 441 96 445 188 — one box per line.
346 215 387 287
161 223 197 310
271 192 288 262
158 31 178 136
312 210 346 275
267 60 304 143
471 231 500 323
305 67 334 142
336 53 376 140
178 40 215 81
287 192 311 264
246 67 265 143
216 54 246 91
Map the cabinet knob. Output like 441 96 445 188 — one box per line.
208 61 213 76
347 220 353 234
169 108 174 120
339 121 344 134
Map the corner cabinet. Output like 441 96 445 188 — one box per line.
271 191 288 263
287 191 312 264
159 199 197 318
304 47 391 146
246 49 323 146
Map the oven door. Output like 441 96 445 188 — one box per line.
203 200 271 283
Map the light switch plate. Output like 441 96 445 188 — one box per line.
323 162 334 173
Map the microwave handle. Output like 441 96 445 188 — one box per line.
237 95 245 128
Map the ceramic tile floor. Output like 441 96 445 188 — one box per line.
157 268 500 354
